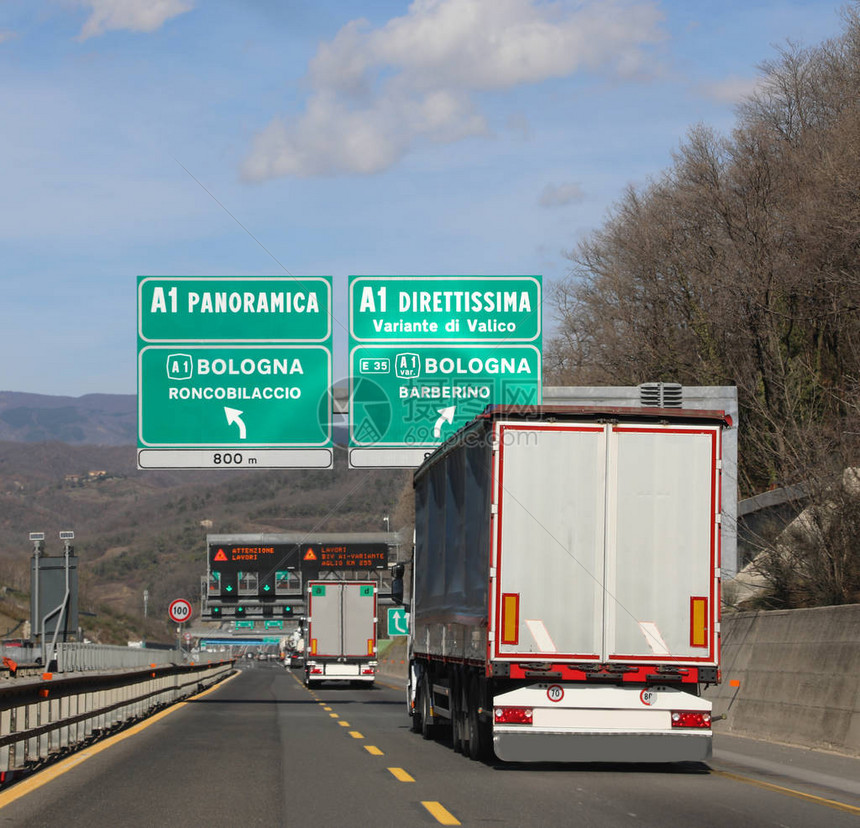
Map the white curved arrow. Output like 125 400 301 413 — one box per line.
224 407 247 440
433 406 456 438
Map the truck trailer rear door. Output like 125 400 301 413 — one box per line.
492 420 720 665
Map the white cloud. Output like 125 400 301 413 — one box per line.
243 0 665 180
539 181 584 208
75 0 194 40
698 75 761 104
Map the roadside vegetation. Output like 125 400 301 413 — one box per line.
546 7 860 607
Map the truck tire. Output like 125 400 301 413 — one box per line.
420 677 436 741
410 698 422 732
409 675 422 732
467 675 491 761
451 672 466 754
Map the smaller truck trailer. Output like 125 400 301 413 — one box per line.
398 405 729 763
304 581 378 687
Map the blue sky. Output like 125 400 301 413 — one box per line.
0 0 850 396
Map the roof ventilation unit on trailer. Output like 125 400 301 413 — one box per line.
639 382 683 408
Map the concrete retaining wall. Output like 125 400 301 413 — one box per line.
707 604 860 756
377 637 408 680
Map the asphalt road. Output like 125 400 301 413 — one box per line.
0 662 858 827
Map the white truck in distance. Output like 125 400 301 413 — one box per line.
394 405 729 763
304 581 378 687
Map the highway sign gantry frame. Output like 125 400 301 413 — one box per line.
137 275 334 470
347 275 542 467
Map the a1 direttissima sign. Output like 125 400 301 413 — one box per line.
348 276 542 466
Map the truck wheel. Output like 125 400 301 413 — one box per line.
451 674 466 754
467 676 491 761
420 677 436 741
410 698 422 732
409 677 422 732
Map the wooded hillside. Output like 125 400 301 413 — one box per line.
546 7 860 607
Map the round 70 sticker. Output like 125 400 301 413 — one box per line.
546 684 564 703
168 598 192 623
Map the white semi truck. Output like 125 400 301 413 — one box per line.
304 580 378 687
395 405 729 762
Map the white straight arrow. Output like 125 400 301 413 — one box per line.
224 407 247 440
433 406 456 438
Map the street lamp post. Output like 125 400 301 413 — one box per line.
28 532 45 651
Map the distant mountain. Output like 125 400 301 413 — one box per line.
0 392 350 446
0 392 136 445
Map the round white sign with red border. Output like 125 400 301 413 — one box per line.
546 684 564 702
168 598 192 623
640 688 657 706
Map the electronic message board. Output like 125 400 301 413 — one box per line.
318 543 388 569
208 542 300 573
207 539 390 602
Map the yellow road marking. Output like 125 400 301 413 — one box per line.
329 713 339 718
0 669 240 810
712 770 860 815
338 720 350 727
421 801 460 825
388 767 414 782
323 706 332 711
349 731 363 739
364 745 383 756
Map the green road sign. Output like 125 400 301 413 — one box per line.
139 276 332 342
235 620 254 630
348 276 541 466
387 607 409 636
349 276 541 343
349 344 540 447
137 276 333 469
138 345 331 446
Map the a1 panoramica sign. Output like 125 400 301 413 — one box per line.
348 276 541 467
137 276 333 469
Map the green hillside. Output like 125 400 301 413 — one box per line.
0 441 410 644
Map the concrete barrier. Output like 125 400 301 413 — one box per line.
377 637 408 681
707 604 860 757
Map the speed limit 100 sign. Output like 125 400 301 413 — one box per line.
168 598 192 623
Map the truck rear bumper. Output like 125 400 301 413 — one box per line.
491 683 712 763
493 730 712 763
307 661 377 682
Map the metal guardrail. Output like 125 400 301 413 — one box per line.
0 659 235 779
57 644 179 672
1 643 230 677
